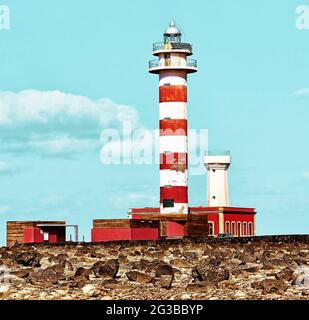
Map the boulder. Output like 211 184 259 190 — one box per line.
155 275 173 289
275 267 294 282
192 266 230 283
186 281 217 293
82 284 100 297
251 279 288 294
10 269 32 278
74 267 90 279
29 267 63 286
126 271 154 283
241 263 261 273
91 259 119 279
15 252 42 267
155 263 174 277
154 263 174 289
170 259 191 269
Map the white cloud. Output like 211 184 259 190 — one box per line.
293 88 309 97
0 90 141 156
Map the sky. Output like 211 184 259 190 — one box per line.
0 0 308 245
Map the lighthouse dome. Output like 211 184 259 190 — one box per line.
164 20 182 36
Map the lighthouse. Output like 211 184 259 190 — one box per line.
204 152 231 207
149 20 197 214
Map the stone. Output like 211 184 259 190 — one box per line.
186 281 217 293
130 259 153 271
241 263 261 273
181 294 191 300
275 267 294 282
0 285 10 295
170 259 191 268
74 267 90 279
82 284 100 297
126 271 154 283
192 266 229 283
10 269 32 278
15 252 42 267
155 275 174 289
91 259 119 279
251 279 289 294
29 266 65 286
155 263 174 277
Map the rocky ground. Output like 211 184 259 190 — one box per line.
0 236 308 300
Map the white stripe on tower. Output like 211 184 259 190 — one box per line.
159 102 187 120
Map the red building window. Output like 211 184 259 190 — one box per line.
208 222 214 236
243 222 247 236
232 222 236 236
237 222 242 237
248 222 253 236
225 221 230 234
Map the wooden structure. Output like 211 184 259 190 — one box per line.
91 214 209 242
6 221 66 247
92 219 160 242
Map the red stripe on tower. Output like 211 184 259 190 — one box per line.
160 119 187 136
160 152 188 170
159 85 187 103
160 186 188 203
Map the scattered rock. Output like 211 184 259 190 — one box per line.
29 266 64 286
91 259 119 279
252 279 289 294
155 263 174 277
241 263 261 273
74 267 90 279
10 269 32 278
275 268 294 282
0 237 308 300
192 266 229 284
82 284 100 297
15 252 42 267
155 275 174 289
170 259 191 269
126 271 154 283
186 281 217 292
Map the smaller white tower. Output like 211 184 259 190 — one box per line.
204 152 231 207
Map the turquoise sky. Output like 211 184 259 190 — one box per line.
0 0 308 245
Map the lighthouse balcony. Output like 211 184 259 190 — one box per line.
148 58 197 74
152 42 193 55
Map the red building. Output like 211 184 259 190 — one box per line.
129 206 256 238
6 221 66 246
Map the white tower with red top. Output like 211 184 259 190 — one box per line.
149 20 197 214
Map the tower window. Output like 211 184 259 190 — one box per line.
212 196 216 199
163 199 174 208
212 169 216 172
164 83 171 86
208 222 214 236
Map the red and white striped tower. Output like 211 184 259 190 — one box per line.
149 20 197 214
